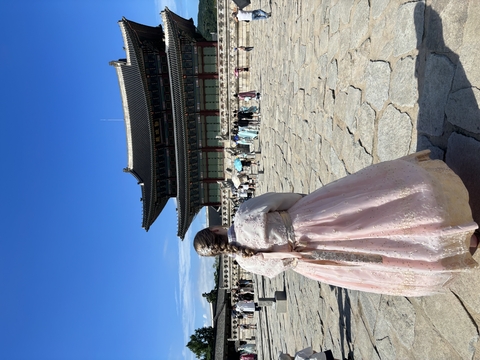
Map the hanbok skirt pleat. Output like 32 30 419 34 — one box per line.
287 151 478 296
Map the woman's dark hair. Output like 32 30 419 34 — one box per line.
193 228 255 257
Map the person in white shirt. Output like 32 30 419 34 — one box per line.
233 8 271 22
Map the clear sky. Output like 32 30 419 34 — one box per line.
0 1 215 359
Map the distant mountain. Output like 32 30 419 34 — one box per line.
197 0 217 40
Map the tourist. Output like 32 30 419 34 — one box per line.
233 119 259 128
238 343 256 354
194 151 479 297
238 279 253 286
279 347 337 360
234 110 260 120
238 323 257 330
234 291 254 301
235 300 258 312
233 8 271 22
234 91 261 101
235 67 249 78
234 46 255 52
239 106 259 113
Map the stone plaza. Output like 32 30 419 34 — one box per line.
237 0 480 359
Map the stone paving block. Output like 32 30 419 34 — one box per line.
344 86 362 133
324 90 335 119
327 31 340 62
416 135 444 160
371 0 390 19
418 293 478 359
331 123 347 157
338 27 351 63
390 56 418 108
334 90 348 129
365 60 390 111
355 102 375 155
353 317 381 360
326 59 338 91
351 141 373 173
449 251 480 324
370 15 389 60
412 312 460 360
329 147 347 180
339 0 355 25
451 4 480 88
337 53 353 92
375 296 415 349
350 39 370 86
375 336 396 360
445 132 480 225
377 104 413 161
445 87 480 134
350 0 370 49
438 0 468 53
328 3 340 35
394 1 424 57
417 53 455 136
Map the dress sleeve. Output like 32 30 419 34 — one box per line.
236 192 303 216
233 193 304 278
235 254 298 279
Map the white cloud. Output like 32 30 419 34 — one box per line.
197 256 215 319
176 207 216 359
162 236 169 258
178 232 193 341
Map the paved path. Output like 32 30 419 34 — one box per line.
243 0 480 359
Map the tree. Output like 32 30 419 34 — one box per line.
186 326 215 360
202 289 217 303
197 0 217 40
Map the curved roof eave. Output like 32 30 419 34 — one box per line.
162 8 191 239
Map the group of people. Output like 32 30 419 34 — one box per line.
231 107 260 145
231 278 259 354
231 278 258 321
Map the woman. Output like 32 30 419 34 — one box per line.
233 8 271 22
194 151 479 296
234 91 261 101
235 67 249 78
235 46 255 52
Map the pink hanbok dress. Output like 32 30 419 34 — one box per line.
231 151 478 296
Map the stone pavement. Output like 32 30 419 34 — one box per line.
241 0 480 359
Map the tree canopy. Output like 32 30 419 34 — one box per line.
197 0 217 40
187 257 220 358
202 289 217 303
186 326 215 360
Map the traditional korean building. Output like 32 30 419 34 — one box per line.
110 8 224 238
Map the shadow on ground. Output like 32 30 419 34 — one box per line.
336 288 354 360
415 3 480 224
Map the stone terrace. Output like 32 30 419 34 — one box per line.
237 0 480 359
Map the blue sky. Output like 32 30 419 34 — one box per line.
0 1 215 359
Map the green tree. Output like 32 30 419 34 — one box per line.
202 289 217 303
197 0 217 40
186 326 215 360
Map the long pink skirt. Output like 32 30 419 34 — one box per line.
287 151 478 296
